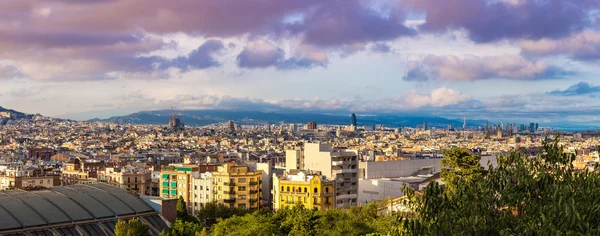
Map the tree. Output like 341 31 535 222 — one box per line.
176 196 188 218
159 219 205 236
114 218 150 236
440 148 486 194
401 139 600 235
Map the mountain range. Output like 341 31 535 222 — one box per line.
88 109 485 128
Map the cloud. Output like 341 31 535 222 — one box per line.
403 0 600 42
0 64 23 79
520 30 600 61
403 54 571 81
165 40 224 70
236 39 327 69
370 43 391 53
548 82 600 96
236 40 285 69
403 87 471 107
289 0 415 47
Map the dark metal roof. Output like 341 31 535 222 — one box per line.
0 183 167 235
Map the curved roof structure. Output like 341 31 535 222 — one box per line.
0 184 169 236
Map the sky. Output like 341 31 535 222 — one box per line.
0 0 600 126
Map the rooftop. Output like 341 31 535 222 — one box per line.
0 183 168 235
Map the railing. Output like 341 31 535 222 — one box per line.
224 198 236 203
249 190 259 194
249 198 258 203
226 182 236 186
249 181 259 185
223 190 236 194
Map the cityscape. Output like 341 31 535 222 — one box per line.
1 0 600 235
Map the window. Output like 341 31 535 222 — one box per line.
200 185 203 190
281 186 284 191
238 186 246 191
287 186 290 192
238 195 246 200
238 204 247 209
314 188 318 193
325 187 329 193
135 177 137 183
40 180 44 185
238 178 247 182
304 197 307 203
194 185 197 190
304 187 307 193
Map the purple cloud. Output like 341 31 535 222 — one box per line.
402 54 572 81
0 64 23 80
404 0 600 43
166 40 225 70
236 39 327 69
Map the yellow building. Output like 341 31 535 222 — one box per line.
212 163 262 210
272 170 335 211
159 164 199 212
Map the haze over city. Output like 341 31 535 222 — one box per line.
0 0 599 128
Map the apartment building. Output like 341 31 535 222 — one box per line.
61 157 104 185
272 170 335 211
287 142 359 208
159 164 199 212
98 167 153 195
0 169 59 190
190 172 214 214
212 163 262 210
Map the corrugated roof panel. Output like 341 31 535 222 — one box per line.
0 193 46 228
72 185 134 216
52 186 114 219
6 191 71 225
89 184 154 213
36 190 94 221
0 205 22 230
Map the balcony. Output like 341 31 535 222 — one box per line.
332 161 351 166
332 168 357 174
224 190 236 194
249 190 259 194
226 182 236 186
336 193 358 200
224 198 236 203
212 190 218 194
249 181 259 185
249 198 259 203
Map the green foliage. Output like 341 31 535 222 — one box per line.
176 196 188 219
159 219 205 236
195 202 252 227
440 148 486 194
209 203 402 236
114 218 150 236
401 139 600 235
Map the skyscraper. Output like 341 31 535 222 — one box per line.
463 116 466 130
423 119 427 130
529 123 535 132
307 121 317 130
227 120 235 133
351 113 357 127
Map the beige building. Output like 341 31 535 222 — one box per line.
212 163 262 210
98 167 152 195
159 164 199 212
61 157 104 185
287 142 359 208
0 169 59 190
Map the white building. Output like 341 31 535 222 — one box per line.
190 172 214 214
287 142 359 208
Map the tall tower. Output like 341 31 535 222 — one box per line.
351 113 357 127
463 116 466 130
485 121 489 137
423 119 427 130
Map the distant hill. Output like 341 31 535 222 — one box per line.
89 109 485 128
0 106 34 124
